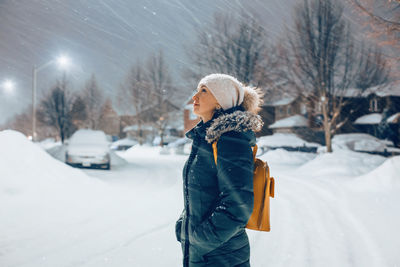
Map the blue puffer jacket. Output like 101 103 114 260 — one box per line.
175 106 263 266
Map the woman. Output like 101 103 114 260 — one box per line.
175 73 264 266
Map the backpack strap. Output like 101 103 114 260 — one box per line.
212 140 257 165
212 141 218 165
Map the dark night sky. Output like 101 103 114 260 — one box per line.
0 0 298 125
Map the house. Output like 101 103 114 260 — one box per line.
338 82 400 146
123 99 183 145
261 94 322 142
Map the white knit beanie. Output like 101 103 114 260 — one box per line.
197 73 244 110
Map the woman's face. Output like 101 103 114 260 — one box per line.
192 85 219 122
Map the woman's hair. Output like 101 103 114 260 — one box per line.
241 86 264 114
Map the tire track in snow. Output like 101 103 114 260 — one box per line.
281 176 387 267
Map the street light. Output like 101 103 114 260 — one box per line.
1 79 15 94
32 55 71 141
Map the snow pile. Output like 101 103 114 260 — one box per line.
348 156 400 191
257 133 320 148
296 149 386 178
37 138 62 150
0 130 106 197
268 115 308 129
260 148 316 167
0 130 110 232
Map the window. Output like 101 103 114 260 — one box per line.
369 98 378 112
300 103 307 115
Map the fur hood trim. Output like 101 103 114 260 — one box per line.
205 110 263 143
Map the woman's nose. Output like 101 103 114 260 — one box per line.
192 92 199 101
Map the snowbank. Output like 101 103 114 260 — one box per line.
37 138 62 150
0 129 109 230
260 148 317 167
0 130 106 197
348 156 400 191
257 133 320 148
296 149 386 178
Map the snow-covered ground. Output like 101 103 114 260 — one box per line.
1 129 399 267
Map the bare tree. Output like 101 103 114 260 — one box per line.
351 0 400 40
37 78 74 143
145 50 175 146
118 61 153 144
70 96 88 129
354 44 390 90
82 74 104 129
98 98 119 136
286 0 390 152
350 0 400 72
118 51 180 145
186 12 272 87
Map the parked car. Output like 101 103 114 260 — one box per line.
332 133 400 156
65 129 111 170
110 138 138 151
167 137 192 155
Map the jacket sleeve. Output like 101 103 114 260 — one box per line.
189 132 254 254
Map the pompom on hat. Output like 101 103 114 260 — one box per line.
197 73 263 114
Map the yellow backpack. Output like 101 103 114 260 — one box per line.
212 142 275 232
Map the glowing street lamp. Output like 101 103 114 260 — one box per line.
56 55 71 69
2 79 15 94
32 55 72 141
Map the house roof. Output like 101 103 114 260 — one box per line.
270 96 298 106
336 81 400 98
123 124 154 132
354 113 382 125
269 115 308 129
366 82 400 97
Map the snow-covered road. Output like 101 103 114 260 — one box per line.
1 130 399 267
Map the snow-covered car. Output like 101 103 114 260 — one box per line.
256 133 321 155
167 137 192 155
65 129 111 170
110 138 138 151
332 133 400 155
